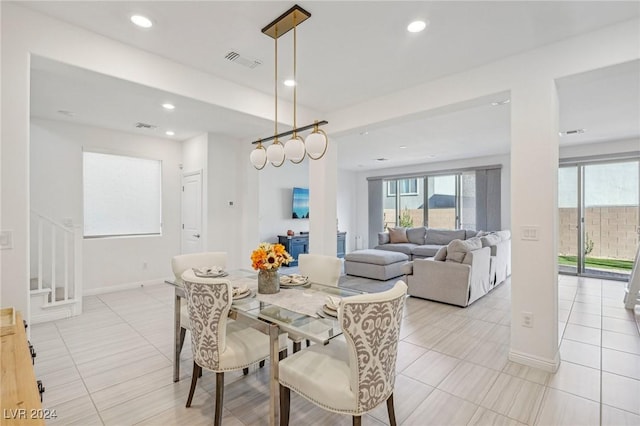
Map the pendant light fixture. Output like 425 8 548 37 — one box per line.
249 4 329 169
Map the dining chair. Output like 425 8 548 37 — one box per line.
182 269 287 426
171 252 227 356
298 253 342 287
292 253 343 352
278 280 407 426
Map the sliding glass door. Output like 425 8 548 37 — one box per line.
427 175 456 228
383 178 425 229
559 159 639 280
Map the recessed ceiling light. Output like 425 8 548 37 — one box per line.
165 130 175 136
399 145 407 149
407 20 428 33
162 103 175 110
57 110 76 117
376 158 389 162
283 79 296 87
359 130 369 136
491 99 511 106
130 14 153 28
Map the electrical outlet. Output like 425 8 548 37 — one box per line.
521 312 533 328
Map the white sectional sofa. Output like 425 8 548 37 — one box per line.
397 228 511 307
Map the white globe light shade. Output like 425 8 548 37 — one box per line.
284 137 305 162
305 132 328 159
249 146 266 169
266 142 285 165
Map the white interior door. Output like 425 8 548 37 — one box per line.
181 171 203 254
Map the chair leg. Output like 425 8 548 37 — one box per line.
352 416 362 426
279 384 290 426
279 348 288 361
214 372 224 426
293 341 301 353
259 360 265 368
386 393 397 426
243 367 249 375
306 339 311 347
179 327 187 353
185 362 200 407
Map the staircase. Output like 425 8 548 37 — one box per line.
30 211 83 323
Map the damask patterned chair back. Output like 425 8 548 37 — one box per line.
182 272 232 371
340 280 407 413
171 252 227 282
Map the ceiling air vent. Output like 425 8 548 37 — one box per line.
135 122 157 130
225 51 262 69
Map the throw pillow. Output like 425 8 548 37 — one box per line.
445 238 482 263
480 234 501 248
433 246 447 261
378 232 390 245
388 227 409 244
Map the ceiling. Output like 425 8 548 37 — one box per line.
23 1 640 171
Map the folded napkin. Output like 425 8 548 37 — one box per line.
280 275 292 284
280 274 308 284
325 295 342 311
193 266 223 275
232 284 249 297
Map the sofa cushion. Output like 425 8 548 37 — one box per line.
433 246 447 261
346 249 409 265
389 227 409 243
464 229 480 239
406 227 427 245
446 238 483 263
425 229 467 245
480 234 502 248
401 261 413 275
495 230 511 241
374 244 416 256
378 232 390 245
411 245 442 258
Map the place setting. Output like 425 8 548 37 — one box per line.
192 266 228 278
318 295 341 318
279 273 310 288
232 284 253 301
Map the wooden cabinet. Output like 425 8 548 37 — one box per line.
279 232 347 267
1 311 45 425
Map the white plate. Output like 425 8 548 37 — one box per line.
233 290 253 300
322 304 338 317
193 270 228 278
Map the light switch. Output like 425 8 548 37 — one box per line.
0 230 13 249
521 226 540 241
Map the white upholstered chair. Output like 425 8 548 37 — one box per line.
293 253 343 351
182 269 287 426
171 252 227 357
298 253 342 287
278 280 407 426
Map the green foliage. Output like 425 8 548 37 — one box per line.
584 232 594 256
399 207 414 228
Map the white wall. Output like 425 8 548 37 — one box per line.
30 118 182 293
257 160 309 244
560 137 640 159
337 169 358 253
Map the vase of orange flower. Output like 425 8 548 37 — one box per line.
251 242 293 294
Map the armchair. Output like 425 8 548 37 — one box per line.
407 244 491 307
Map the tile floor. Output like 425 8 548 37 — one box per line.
30 275 640 425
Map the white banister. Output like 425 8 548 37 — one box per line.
37 219 43 291
29 210 83 317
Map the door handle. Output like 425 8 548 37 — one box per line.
193 234 200 238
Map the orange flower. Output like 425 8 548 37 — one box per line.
250 242 293 271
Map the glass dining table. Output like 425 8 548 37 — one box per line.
165 269 362 426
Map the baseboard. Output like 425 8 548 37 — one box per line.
508 349 560 373
83 279 166 296
31 308 73 324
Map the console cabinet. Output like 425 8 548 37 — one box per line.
279 232 346 267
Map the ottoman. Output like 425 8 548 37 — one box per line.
344 249 409 281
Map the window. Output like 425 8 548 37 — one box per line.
386 178 418 196
83 151 162 238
